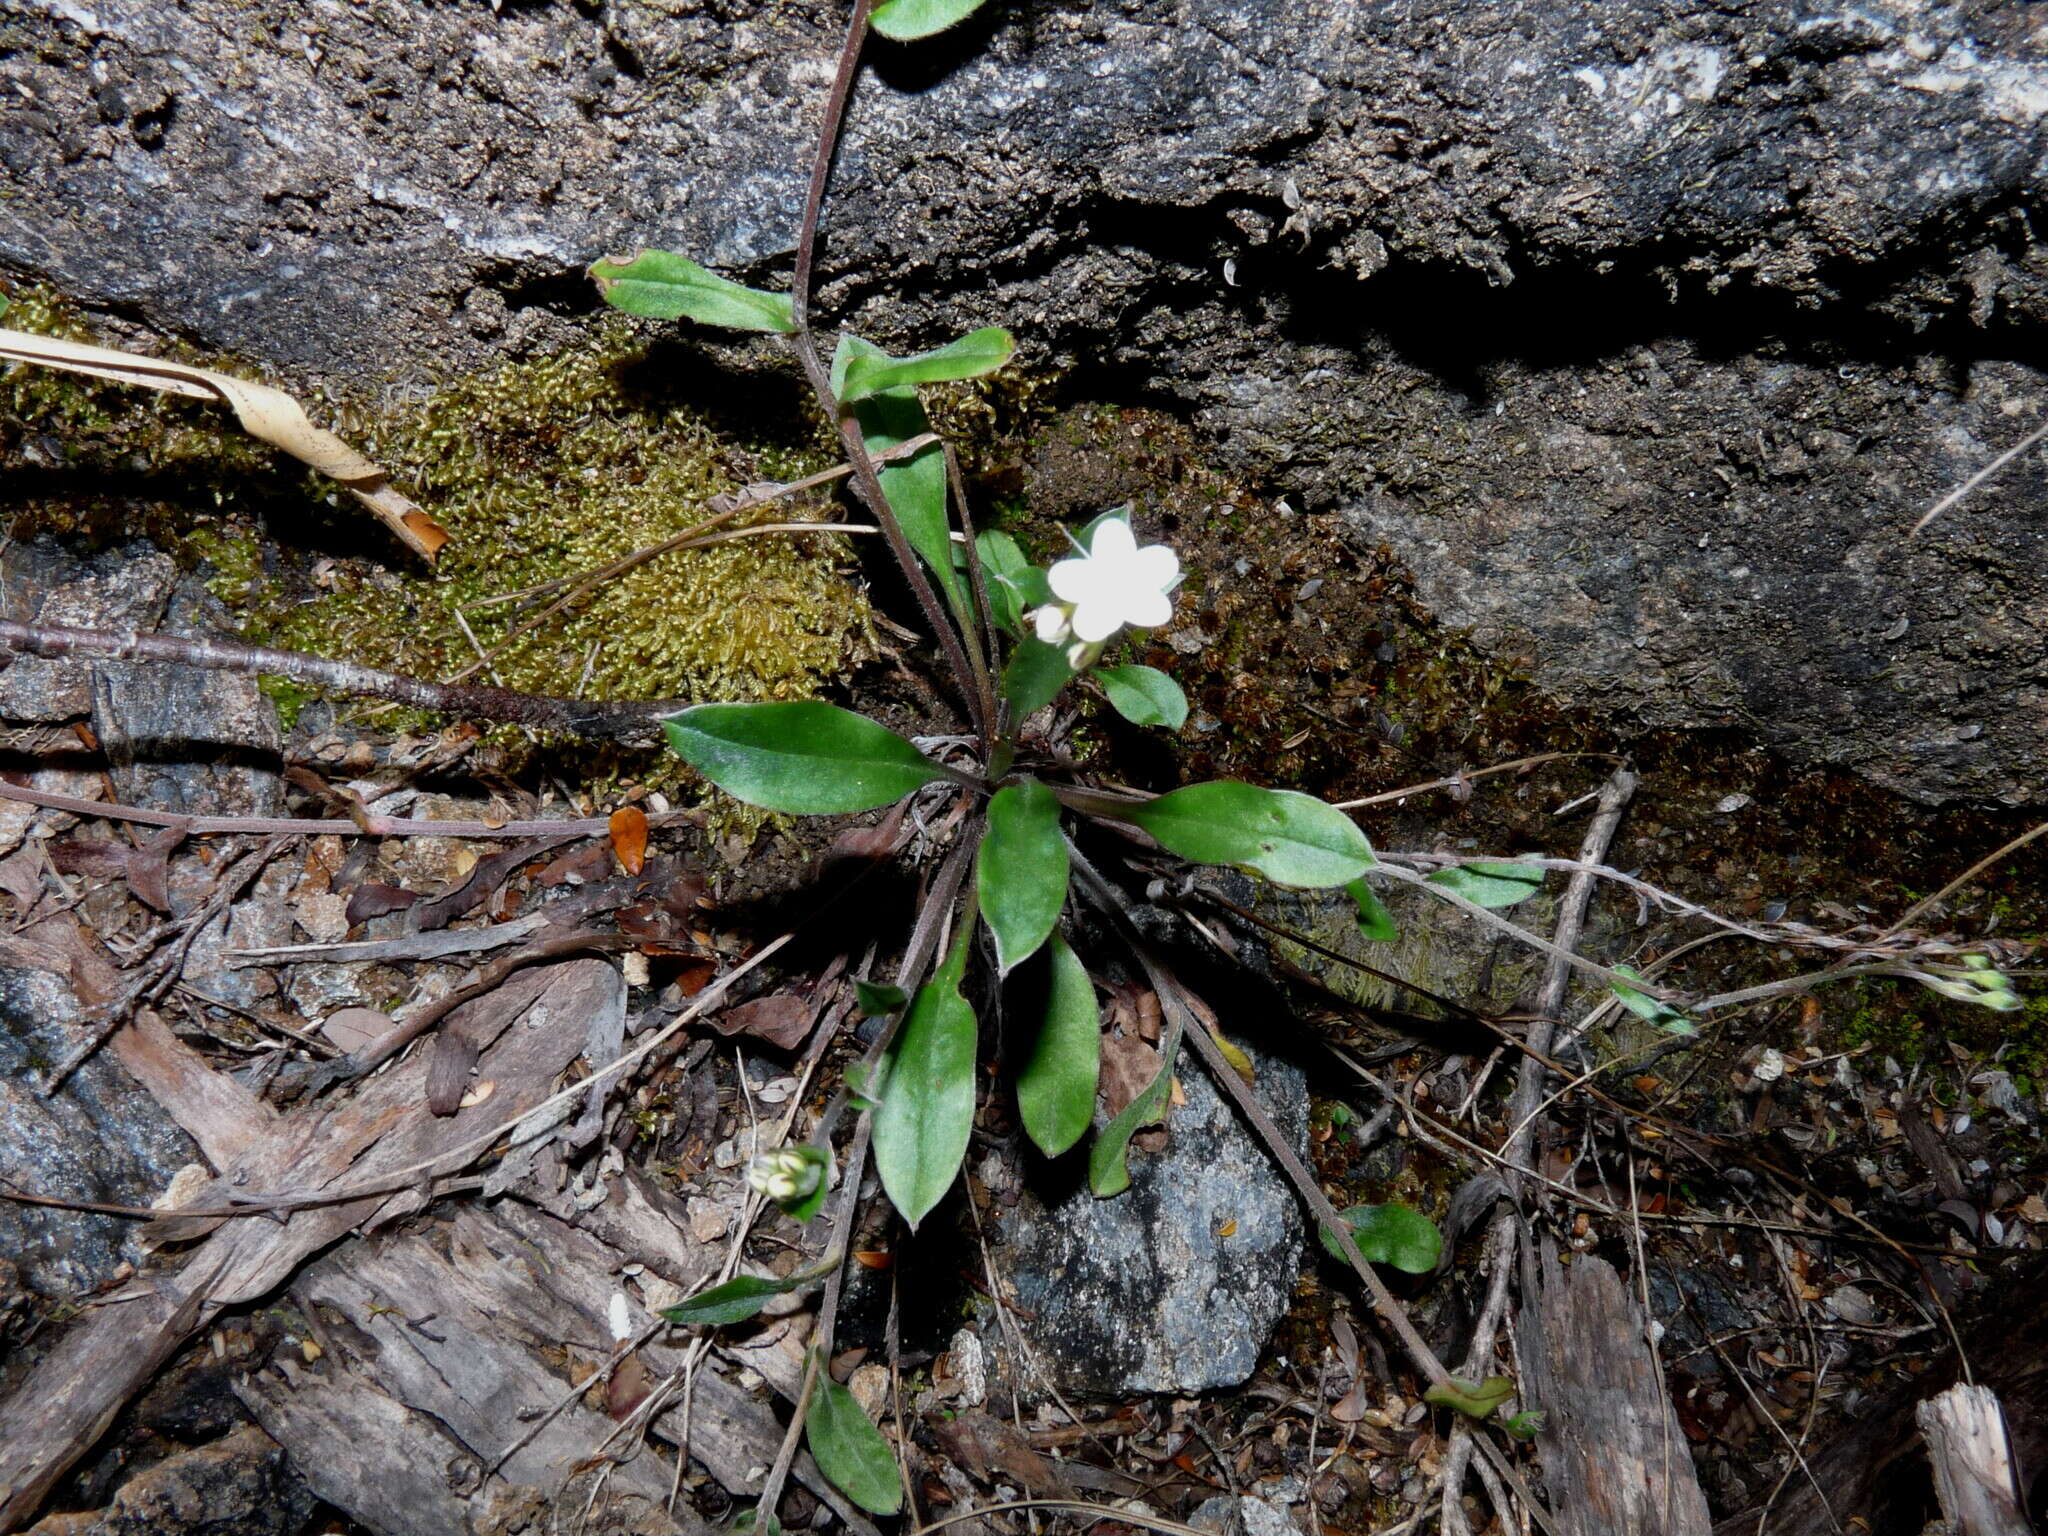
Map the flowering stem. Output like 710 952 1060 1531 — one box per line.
777 0 994 748
944 442 1002 746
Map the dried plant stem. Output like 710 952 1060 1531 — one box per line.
0 620 673 742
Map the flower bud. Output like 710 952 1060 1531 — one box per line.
746 1147 823 1204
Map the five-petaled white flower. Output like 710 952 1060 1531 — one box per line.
1033 518 1180 648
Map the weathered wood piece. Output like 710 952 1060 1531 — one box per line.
239 1195 871 1536
1916 1385 2033 1536
1517 1245 1713 1536
1715 1254 2048 1536
0 960 609 1530
239 1200 703 1536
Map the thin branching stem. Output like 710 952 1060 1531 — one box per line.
0 620 672 742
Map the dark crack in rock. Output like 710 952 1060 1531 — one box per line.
3 1 2046 802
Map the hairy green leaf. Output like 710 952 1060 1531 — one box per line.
1608 964 1696 1035
972 531 1050 634
1018 933 1099 1157
1090 1011 1182 1197
589 251 795 332
833 328 1014 403
871 0 991 42
805 1369 903 1514
873 918 978 1227
1345 877 1399 942
662 1264 825 1328
665 703 949 815
978 780 1068 974
846 386 968 619
1095 665 1188 730
1003 637 1073 719
1318 1202 1443 1273
854 980 909 1016
1424 1375 1517 1420
1426 861 1545 909
1123 782 1374 888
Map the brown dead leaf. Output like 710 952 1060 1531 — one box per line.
0 327 448 560
322 1007 395 1054
608 806 648 876
825 800 909 863
712 993 814 1050
533 843 613 887
606 1353 653 1420
344 881 420 926
1099 1030 1160 1119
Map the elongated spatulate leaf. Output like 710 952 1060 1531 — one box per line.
664 702 951 814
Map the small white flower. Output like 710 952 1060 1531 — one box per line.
1032 604 1073 646
1046 518 1180 644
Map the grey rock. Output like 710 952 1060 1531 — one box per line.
0 962 198 1298
997 1034 1307 1397
4 1 2047 801
1190 1496 1302 1536
23 1423 318 1536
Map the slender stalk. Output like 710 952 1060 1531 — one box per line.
783 0 991 743
791 0 877 335
0 620 670 742
944 443 1003 744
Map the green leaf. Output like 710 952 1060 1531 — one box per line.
1075 504 1133 551
588 251 795 332
1317 1202 1443 1273
1503 1409 1546 1441
972 532 1050 634
780 1144 834 1223
1018 933 1099 1157
871 0 990 41
1426 861 1545 909
847 387 969 619
1424 1375 1517 1420
978 780 1068 974
1096 665 1188 730
1089 1011 1183 1197
1609 964 1696 1036
1123 782 1374 889
833 327 1014 403
843 1061 881 1113
662 1268 819 1328
1003 637 1073 718
805 1369 903 1515
872 917 978 1228
664 702 950 815
1346 877 1399 942
855 980 909 1016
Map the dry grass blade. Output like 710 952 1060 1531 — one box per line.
0 327 449 561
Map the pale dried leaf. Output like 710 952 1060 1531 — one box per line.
0 327 448 561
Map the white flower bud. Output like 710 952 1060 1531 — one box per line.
746 1147 823 1204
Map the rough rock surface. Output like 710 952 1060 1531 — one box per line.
0 540 285 1298
4 0 2046 802
23 1424 316 1536
995 1032 1308 1397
